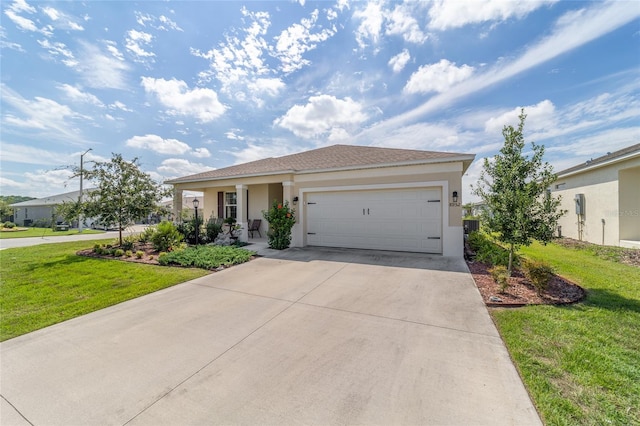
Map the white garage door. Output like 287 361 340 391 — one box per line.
306 188 442 253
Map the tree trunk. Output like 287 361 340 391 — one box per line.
508 243 514 277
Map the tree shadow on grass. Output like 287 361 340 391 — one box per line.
566 288 640 313
25 254 97 272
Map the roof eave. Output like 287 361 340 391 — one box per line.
557 150 640 178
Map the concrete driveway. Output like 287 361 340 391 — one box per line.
0 248 541 425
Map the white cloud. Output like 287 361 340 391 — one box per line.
75 41 130 90
1 85 86 143
109 101 132 112
272 9 337 74
0 143 72 165
364 2 640 136
104 40 124 60
58 84 104 107
353 1 384 49
135 11 183 31
125 29 155 61
428 0 557 30
404 59 474 94
385 3 427 44
225 130 245 140
484 100 556 135
40 6 84 31
4 9 37 31
157 158 212 180
274 94 368 139
141 77 226 122
192 147 211 158
225 141 299 165
126 134 191 155
388 49 410 73
37 39 77 67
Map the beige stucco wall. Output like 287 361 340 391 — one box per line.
552 156 640 246
619 166 640 241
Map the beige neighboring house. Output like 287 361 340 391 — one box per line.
167 144 475 257
551 143 640 248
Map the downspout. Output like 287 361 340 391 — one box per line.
601 218 605 246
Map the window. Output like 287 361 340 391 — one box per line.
225 192 237 219
25 208 28 219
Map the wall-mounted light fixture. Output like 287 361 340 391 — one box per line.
293 196 299 205
452 191 458 203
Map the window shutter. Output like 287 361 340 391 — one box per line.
217 191 224 218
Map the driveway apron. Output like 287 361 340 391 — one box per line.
0 247 541 425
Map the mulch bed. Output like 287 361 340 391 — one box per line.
77 243 163 266
466 259 586 307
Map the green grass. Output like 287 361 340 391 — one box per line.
0 227 104 239
0 240 208 341
492 241 640 425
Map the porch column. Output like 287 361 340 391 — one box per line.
283 181 300 247
173 188 183 223
236 184 248 241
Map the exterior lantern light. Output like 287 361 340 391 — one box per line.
193 198 199 246
293 196 299 205
452 191 458 203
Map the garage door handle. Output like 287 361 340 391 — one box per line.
427 237 441 239
428 199 441 203
307 232 316 235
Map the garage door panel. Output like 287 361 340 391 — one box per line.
306 189 442 253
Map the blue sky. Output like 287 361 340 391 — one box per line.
1 0 639 202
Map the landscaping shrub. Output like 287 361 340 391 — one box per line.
3 221 16 229
125 250 133 257
121 235 136 251
205 217 223 243
158 245 254 269
468 231 516 267
138 226 156 244
522 259 554 295
135 250 144 259
262 200 296 250
489 265 510 293
151 221 183 252
177 216 206 245
114 249 124 257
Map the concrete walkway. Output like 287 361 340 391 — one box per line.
0 248 541 425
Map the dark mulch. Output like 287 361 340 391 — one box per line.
466 259 586 307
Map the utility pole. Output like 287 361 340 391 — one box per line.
78 148 92 232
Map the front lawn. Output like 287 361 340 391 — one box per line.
0 227 104 239
0 240 208 341
492 241 640 425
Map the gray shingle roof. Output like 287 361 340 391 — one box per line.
9 189 93 207
556 143 640 177
167 144 474 184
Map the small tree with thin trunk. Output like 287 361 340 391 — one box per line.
472 109 564 276
80 154 170 246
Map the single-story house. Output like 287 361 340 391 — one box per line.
551 143 640 248
10 189 92 227
167 144 475 257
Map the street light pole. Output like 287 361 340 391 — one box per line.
78 148 92 233
193 198 200 246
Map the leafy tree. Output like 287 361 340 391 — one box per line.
81 153 170 245
56 200 81 227
472 110 564 276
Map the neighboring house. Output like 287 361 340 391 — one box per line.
10 189 93 227
158 194 206 222
167 144 475 257
551 143 640 248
